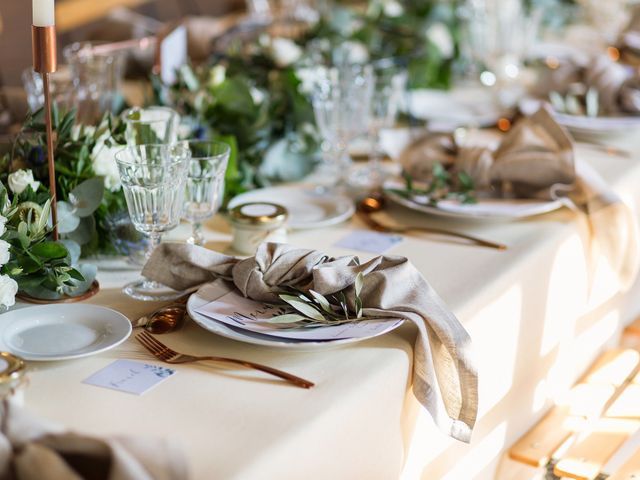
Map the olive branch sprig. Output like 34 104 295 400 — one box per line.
264 272 383 328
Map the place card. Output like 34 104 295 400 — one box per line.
334 230 403 254
83 360 176 396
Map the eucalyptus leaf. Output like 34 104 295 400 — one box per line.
279 294 326 322
66 216 96 245
60 239 82 265
21 286 64 300
57 201 80 234
69 178 105 217
63 263 96 297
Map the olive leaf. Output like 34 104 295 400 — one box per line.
279 294 326 322
309 290 334 314
267 314 307 324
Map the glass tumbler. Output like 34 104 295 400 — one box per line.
115 144 190 301
122 107 179 146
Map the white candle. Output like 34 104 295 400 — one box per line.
32 0 55 27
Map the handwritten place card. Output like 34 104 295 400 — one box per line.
194 291 403 342
334 230 403 254
83 360 176 395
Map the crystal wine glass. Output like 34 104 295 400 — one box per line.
351 61 407 189
181 140 231 246
115 144 190 301
122 107 179 146
312 63 374 188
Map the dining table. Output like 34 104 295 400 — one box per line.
15 140 640 480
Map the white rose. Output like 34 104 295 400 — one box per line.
0 216 7 237
91 135 122 192
0 240 10 265
271 38 303 68
8 170 40 195
383 0 404 17
0 275 18 309
427 23 454 59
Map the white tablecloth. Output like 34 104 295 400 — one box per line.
19 143 640 480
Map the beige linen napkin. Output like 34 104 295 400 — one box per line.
143 242 478 443
0 401 187 480
399 107 640 289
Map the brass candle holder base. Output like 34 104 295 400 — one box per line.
17 281 101 304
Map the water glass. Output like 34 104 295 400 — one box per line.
64 42 125 124
312 64 374 187
116 144 190 301
122 107 179 146
182 140 231 246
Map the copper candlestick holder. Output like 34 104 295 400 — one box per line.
31 24 58 241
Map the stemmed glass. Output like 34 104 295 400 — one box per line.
115 144 190 301
181 140 231 246
122 107 179 146
312 64 374 188
351 61 407 188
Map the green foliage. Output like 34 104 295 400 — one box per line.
1 107 127 257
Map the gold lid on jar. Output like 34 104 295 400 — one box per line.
229 202 288 228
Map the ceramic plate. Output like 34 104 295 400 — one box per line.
228 185 355 229
187 288 402 351
384 181 564 221
0 305 132 361
406 88 503 128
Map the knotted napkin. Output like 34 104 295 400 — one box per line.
143 242 479 443
536 53 640 115
0 401 187 480
399 107 640 290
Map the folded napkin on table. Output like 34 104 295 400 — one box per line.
618 5 640 60
0 401 186 480
399 107 640 289
536 53 640 115
143 242 479 443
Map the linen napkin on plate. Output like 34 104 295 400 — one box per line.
399 107 640 290
143 242 479 443
0 401 187 480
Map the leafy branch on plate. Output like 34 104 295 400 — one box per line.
386 163 477 206
263 272 385 328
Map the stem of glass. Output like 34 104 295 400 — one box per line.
188 222 204 246
141 231 162 290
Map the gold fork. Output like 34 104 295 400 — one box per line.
135 331 315 389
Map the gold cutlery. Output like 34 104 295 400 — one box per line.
135 331 315 389
132 295 190 334
358 196 507 251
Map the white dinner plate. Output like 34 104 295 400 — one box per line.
228 185 355 229
0 305 132 361
519 98 640 138
406 88 503 129
384 180 564 221
187 287 403 351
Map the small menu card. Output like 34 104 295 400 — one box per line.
83 360 176 395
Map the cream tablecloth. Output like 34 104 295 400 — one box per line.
18 142 640 480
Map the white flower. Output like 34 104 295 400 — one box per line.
296 66 326 94
0 275 18 309
0 240 10 266
250 87 266 105
0 216 7 237
208 65 226 88
8 170 40 195
91 135 121 192
427 23 454 59
271 38 303 68
383 0 404 17
71 125 96 141
340 41 369 64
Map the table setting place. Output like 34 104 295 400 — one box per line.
1 0 640 478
